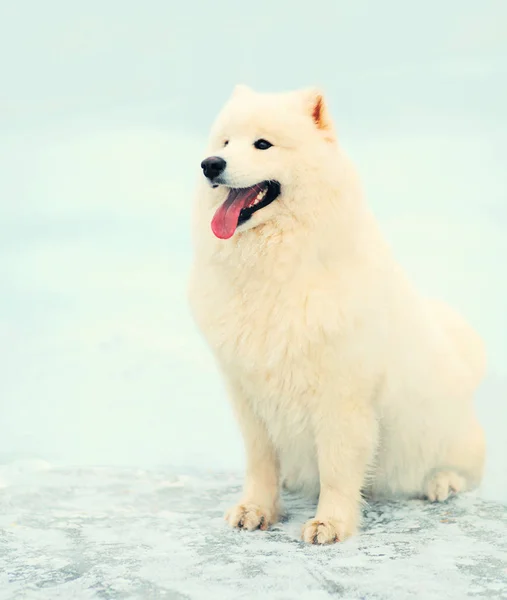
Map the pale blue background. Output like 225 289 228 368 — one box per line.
0 1 505 500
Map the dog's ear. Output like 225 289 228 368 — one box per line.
300 88 333 132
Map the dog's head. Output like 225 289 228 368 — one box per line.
200 85 338 240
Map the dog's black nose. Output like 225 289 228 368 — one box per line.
201 156 226 180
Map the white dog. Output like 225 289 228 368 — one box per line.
188 85 486 544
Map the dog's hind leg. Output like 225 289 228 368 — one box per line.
422 417 485 502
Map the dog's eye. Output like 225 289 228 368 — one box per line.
254 139 273 150
223 140 229 147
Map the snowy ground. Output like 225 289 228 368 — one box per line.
1 461 506 600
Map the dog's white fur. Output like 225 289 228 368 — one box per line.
188 85 486 544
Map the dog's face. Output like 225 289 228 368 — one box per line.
200 85 337 239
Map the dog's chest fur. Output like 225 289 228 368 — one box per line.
191 262 326 485
189 242 345 448
192 248 344 384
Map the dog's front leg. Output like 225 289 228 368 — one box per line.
224 379 280 531
302 392 378 544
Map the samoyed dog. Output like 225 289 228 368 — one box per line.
188 85 486 544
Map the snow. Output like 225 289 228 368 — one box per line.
1 462 506 600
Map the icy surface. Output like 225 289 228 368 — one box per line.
0 463 506 599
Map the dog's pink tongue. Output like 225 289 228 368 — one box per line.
211 187 258 239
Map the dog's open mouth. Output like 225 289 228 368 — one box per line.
211 181 281 239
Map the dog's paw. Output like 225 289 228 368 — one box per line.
425 471 466 502
301 518 354 545
225 503 276 531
